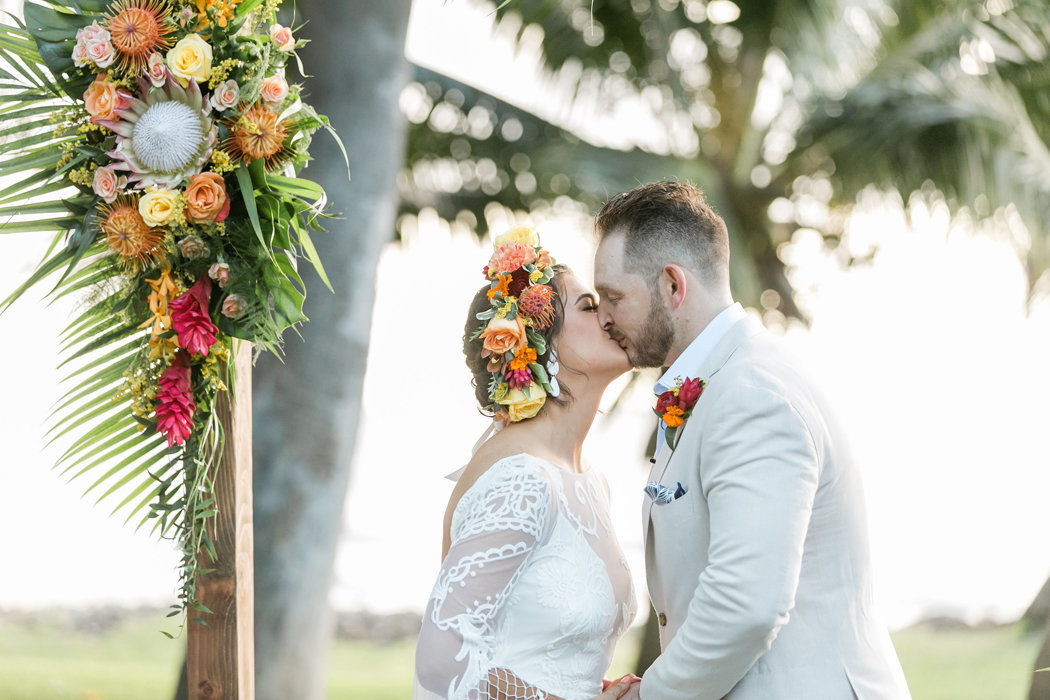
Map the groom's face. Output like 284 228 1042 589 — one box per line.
594 232 675 368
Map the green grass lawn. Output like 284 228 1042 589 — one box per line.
0 611 1041 699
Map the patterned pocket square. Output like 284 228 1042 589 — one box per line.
645 481 687 504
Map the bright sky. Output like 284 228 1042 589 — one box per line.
0 0 1048 633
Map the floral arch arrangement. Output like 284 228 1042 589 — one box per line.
0 0 344 617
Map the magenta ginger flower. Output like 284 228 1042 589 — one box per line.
155 350 195 447
507 367 533 390
169 275 218 356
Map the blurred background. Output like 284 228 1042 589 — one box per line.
2 0 1050 698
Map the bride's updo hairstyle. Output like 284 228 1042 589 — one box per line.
463 226 572 422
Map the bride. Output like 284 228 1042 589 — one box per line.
413 228 639 700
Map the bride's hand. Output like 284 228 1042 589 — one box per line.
593 675 640 699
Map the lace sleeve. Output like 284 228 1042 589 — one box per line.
415 461 561 700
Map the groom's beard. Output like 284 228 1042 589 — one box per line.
628 295 675 368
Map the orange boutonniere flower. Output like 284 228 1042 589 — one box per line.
654 376 706 449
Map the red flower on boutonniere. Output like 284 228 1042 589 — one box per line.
654 376 706 449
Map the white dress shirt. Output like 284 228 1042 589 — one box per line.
652 302 747 458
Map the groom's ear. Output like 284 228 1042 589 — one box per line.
662 264 689 309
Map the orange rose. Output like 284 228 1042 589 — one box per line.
260 75 288 104
184 172 230 223
83 75 125 121
479 316 527 355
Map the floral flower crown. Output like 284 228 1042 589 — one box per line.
471 226 561 423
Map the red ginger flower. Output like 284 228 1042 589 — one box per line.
677 377 704 411
169 275 218 356
155 350 195 447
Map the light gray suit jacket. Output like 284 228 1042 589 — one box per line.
640 316 910 700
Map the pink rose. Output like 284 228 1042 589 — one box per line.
260 75 288 105
209 79 239 112
146 52 167 87
208 262 230 288
72 40 90 67
269 24 295 51
92 166 121 203
76 21 108 45
221 294 247 318
86 39 115 69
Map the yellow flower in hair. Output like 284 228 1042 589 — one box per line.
494 225 540 248
497 382 547 422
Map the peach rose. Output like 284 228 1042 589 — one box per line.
166 33 212 86
488 241 537 274
184 172 229 223
139 188 181 227
221 294 247 318
208 262 230 288
210 79 239 112
495 383 547 422
83 75 125 121
86 38 115 68
494 225 539 249
260 75 288 105
92 166 121 203
479 316 527 355
269 24 295 51
146 52 167 87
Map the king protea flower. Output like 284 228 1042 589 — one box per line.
155 350 195 447
168 275 218 356
99 74 216 189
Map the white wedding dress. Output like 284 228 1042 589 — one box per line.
413 453 637 700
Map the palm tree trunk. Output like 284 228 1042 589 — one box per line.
249 2 411 699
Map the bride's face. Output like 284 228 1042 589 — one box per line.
553 274 631 382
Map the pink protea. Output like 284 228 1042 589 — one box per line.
507 367 533 390
155 350 195 447
169 275 218 356
518 283 557 330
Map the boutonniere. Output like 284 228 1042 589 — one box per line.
654 376 706 449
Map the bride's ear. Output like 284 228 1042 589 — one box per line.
661 264 688 309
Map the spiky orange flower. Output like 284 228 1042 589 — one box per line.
105 0 173 73
224 104 291 170
99 196 163 266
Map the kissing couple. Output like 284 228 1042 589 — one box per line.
412 181 911 700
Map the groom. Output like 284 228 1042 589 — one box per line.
593 182 910 699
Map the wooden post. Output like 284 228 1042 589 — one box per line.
187 342 254 700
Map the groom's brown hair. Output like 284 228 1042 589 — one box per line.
594 181 730 288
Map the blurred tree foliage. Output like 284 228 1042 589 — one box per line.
400 0 1050 320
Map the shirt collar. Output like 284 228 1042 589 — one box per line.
654 302 747 395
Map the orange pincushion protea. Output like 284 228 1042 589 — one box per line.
105 0 174 73
99 195 163 266
224 104 292 169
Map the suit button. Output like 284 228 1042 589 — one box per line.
657 612 667 626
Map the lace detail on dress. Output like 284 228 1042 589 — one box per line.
415 455 635 700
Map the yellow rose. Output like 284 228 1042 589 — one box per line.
139 188 181 227
494 225 540 249
166 33 212 86
497 383 547 422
